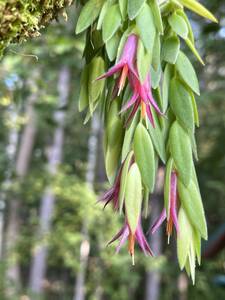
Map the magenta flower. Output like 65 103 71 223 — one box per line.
121 73 163 126
150 172 179 241
100 166 122 211
108 219 153 265
97 34 138 95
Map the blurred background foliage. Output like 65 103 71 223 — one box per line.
0 1 224 300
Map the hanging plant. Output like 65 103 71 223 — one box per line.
76 0 218 283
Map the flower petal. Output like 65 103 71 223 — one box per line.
150 209 167 234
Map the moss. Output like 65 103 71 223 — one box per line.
0 0 74 56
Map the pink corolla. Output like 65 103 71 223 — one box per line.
108 219 153 265
121 73 163 127
100 166 123 211
97 34 138 95
150 171 179 241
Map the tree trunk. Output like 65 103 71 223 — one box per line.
73 113 101 300
28 66 70 295
145 168 164 300
5 78 38 297
0 105 19 260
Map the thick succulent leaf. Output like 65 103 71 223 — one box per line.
168 12 189 39
128 0 145 20
136 3 156 52
122 112 139 161
152 33 161 72
134 123 155 192
137 39 151 83
119 0 128 19
125 163 142 233
106 32 121 61
190 91 200 127
164 157 174 217
177 207 193 269
169 121 192 187
76 0 104 33
180 0 218 23
88 57 105 105
162 35 180 64
193 228 201 265
102 4 122 42
178 179 208 240
169 77 195 134
150 0 164 34
150 65 161 89
162 63 173 113
147 110 167 163
185 38 205 65
176 9 195 43
78 65 89 112
176 51 200 95
97 1 110 30
119 151 134 214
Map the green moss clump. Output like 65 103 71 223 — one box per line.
0 0 73 56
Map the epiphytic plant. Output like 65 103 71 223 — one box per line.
76 0 217 283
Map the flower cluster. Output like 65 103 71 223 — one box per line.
97 34 163 126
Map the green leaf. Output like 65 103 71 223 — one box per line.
150 65 161 89
136 3 156 51
128 0 145 20
193 228 201 265
88 57 105 104
125 163 142 233
119 0 128 19
179 0 218 23
134 123 155 192
76 0 103 34
185 38 205 65
143 185 150 218
169 77 195 134
168 12 188 39
119 151 134 214
147 109 167 163
78 65 89 112
105 143 121 184
106 32 121 61
137 39 151 83
121 112 139 161
177 207 193 269
169 121 192 187
164 157 174 217
176 51 200 95
176 9 195 43
162 63 173 113
97 1 110 30
150 0 164 34
152 33 161 72
102 4 122 42
162 35 180 64
106 101 122 147
190 92 199 127
178 179 208 240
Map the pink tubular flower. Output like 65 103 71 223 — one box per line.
108 219 153 265
121 73 163 127
150 172 179 241
97 34 138 95
100 166 123 211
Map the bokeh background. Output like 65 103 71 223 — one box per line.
0 1 224 299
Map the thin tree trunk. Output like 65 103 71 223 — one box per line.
73 113 100 300
28 66 70 295
145 168 164 300
5 76 38 297
0 105 19 260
